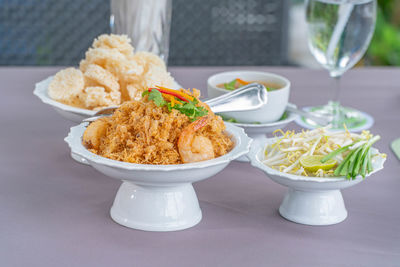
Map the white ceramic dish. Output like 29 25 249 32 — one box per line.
225 103 299 162
247 139 386 226
207 71 290 123
295 106 375 132
65 122 252 231
34 75 182 164
34 75 182 123
34 76 96 122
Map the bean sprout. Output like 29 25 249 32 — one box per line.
263 128 372 177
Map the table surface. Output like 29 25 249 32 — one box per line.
1 66 399 267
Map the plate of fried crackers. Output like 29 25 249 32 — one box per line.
34 34 181 122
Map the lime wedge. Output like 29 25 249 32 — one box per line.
300 155 337 172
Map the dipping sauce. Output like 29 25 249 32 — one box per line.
217 78 282 91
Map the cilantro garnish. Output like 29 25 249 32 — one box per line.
171 102 208 122
224 79 237 90
142 89 166 107
143 89 208 121
218 114 238 123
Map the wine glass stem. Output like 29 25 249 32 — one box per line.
330 76 342 128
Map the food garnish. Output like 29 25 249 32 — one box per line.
236 78 250 85
223 78 272 91
223 79 238 90
322 134 381 179
263 127 385 179
299 155 337 172
142 87 208 122
224 78 250 90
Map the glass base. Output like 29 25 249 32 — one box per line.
295 103 374 132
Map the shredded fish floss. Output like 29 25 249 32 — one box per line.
83 99 233 164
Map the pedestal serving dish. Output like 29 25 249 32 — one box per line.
65 122 252 231
34 76 182 164
247 140 385 226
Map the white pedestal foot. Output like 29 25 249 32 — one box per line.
279 188 347 226
110 181 202 231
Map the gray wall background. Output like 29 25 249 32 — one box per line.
0 0 288 66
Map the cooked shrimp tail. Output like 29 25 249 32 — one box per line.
178 116 215 163
191 115 209 131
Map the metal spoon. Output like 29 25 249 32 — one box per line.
83 83 268 122
205 83 268 113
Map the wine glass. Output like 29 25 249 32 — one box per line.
110 0 172 64
305 0 377 130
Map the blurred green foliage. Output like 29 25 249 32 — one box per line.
367 0 400 65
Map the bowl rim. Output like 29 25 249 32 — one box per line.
34 76 97 116
226 103 298 128
247 136 386 183
207 70 291 95
65 122 252 171
34 75 182 117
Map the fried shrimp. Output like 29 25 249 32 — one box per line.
82 118 109 150
178 116 215 163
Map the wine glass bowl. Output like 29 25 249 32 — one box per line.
307 0 377 77
304 0 377 130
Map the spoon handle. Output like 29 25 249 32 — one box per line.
205 83 268 113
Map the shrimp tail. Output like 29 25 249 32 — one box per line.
192 116 209 131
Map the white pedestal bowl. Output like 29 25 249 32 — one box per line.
248 144 385 226
65 123 252 231
35 76 182 165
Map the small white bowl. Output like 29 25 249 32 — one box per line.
65 122 252 231
207 71 290 124
247 138 386 226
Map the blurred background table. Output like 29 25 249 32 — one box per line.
1 66 399 266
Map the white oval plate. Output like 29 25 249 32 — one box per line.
33 75 182 123
225 103 298 136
